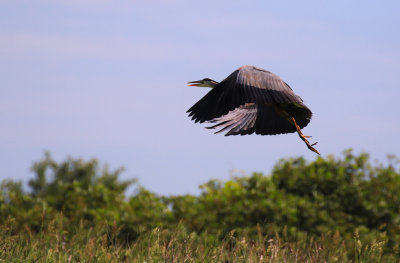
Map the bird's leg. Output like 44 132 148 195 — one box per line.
291 117 320 155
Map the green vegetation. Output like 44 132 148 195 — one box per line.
1 150 399 262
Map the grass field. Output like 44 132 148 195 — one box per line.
0 218 393 263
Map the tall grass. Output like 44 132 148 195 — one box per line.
0 216 394 263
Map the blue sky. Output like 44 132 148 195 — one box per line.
1 1 400 195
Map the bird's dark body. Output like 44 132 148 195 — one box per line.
187 65 312 136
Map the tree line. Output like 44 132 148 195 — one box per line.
1 150 399 254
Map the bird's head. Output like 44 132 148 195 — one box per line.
187 78 218 88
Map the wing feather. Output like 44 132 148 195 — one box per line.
206 103 258 135
206 103 305 136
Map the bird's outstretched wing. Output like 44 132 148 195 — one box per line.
206 103 303 136
187 65 309 126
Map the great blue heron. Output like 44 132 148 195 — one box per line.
187 65 320 154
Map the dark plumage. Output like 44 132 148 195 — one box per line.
187 65 319 154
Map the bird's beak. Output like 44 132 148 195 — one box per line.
187 80 203 86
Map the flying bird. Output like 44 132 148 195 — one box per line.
187 65 320 154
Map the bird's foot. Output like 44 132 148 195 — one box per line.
299 133 310 144
291 117 320 155
305 140 320 155
298 132 320 155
